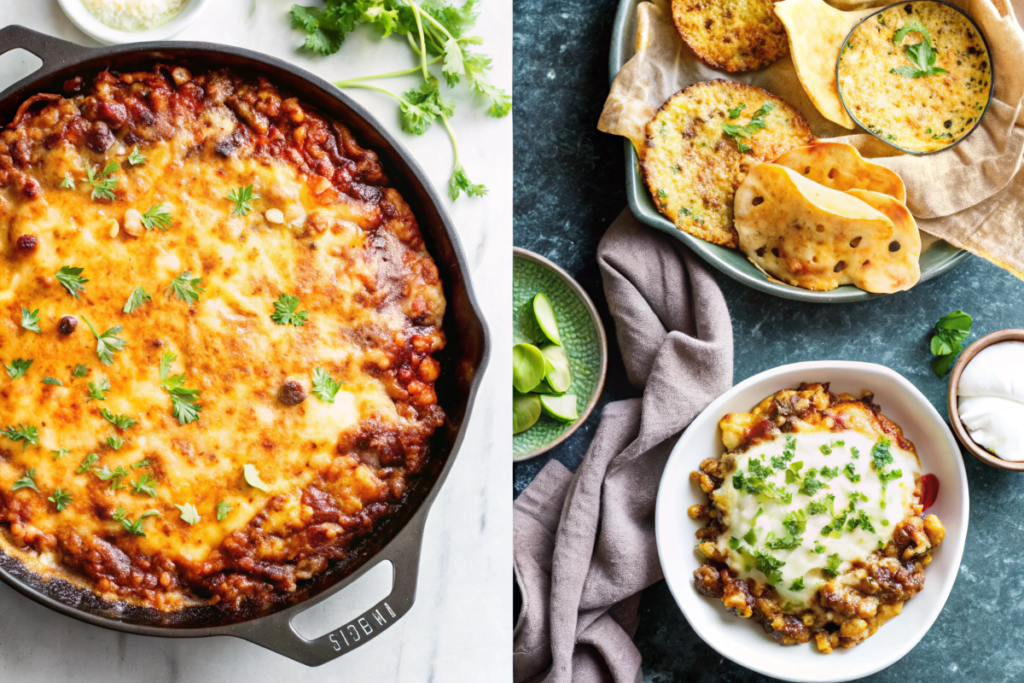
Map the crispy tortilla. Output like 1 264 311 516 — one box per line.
671 0 789 73
774 141 907 202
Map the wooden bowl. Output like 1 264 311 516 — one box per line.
947 329 1024 471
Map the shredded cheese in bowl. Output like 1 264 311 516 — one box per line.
81 0 188 32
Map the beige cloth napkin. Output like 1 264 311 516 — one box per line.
512 210 733 682
599 0 1024 277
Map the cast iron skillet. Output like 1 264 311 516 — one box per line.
0 25 490 667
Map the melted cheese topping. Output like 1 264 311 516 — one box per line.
713 429 919 608
0 133 444 590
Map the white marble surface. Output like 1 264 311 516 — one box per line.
0 1 511 680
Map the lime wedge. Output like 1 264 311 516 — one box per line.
532 293 561 346
513 393 542 434
530 379 558 395
541 345 572 393
539 394 578 423
513 343 546 393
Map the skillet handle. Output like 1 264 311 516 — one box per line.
231 516 426 667
0 26 91 68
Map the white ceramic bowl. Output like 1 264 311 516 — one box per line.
655 361 968 682
57 0 212 44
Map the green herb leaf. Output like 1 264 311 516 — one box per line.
228 184 259 216
51 447 69 460
1 424 37 450
87 375 110 401
20 307 41 334
813 540 826 554
55 266 88 298
892 20 948 78
74 364 89 378
243 463 272 492
789 577 805 591
131 459 150 470
12 467 38 492
824 553 842 576
6 358 32 380
449 163 487 201
42 376 63 386
312 367 343 403
167 271 205 305
123 286 153 314
117 508 160 536
85 161 120 201
727 103 746 118
81 316 126 366
159 355 203 425
126 145 147 166
48 487 72 511
101 408 137 431
929 310 972 376
271 293 309 326
107 435 124 451
141 204 173 231
752 548 786 585
95 464 130 488
60 174 75 189
131 473 158 498
843 463 861 483
76 452 98 474
721 103 774 150
216 500 233 521
175 502 201 525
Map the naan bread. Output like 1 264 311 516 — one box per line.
671 0 788 73
774 142 907 203
735 164 920 293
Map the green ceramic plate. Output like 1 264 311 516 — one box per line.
608 0 970 304
513 248 608 461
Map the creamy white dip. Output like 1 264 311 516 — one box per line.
82 0 188 32
713 429 919 608
958 341 1024 461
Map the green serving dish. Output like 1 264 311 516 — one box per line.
513 248 607 461
608 0 970 304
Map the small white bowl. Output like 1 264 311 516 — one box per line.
655 361 968 682
56 0 212 44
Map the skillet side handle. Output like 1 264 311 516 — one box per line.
232 518 426 667
0 26 91 67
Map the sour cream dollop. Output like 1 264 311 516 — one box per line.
957 341 1024 461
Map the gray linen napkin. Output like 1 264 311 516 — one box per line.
513 209 734 682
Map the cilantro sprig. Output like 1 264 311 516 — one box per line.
55 266 88 298
721 103 774 152
20 307 41 334
929 310 972 376
113 506 160 536
271 293 309 326
291 0 510 200
49 488 72 511
12 468 39 492
123 286 153 314
312 367 344 403
1 424 37 450
87 376 110 401
891 20 948 79
159 352 203 425
6 358 32 380
85 161 120 201
228 185 259 217
141 204 173 231
167 271 206 305
81 316 126 366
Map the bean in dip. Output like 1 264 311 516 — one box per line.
690 383 944 653
957 341 1024 461
81 0 188 32
837 1 991 153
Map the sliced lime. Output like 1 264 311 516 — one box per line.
513 343 546 393
539 394 578 423
541 344 572 393
532 293 561 346
513 393 542 434
531 379 559 395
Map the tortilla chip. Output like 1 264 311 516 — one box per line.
774 141 907 203
774 0 872 129
846 188 922 292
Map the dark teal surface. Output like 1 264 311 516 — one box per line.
513 0 1024 679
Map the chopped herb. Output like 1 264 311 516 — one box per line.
101 409 137 431
48 488 72 511
123 286 153 314
752 548 785 585
42 376 63 386
167 271 205 305
878 468 904 509
789 577 805 591
105 435 124 450
216 501 233 521
1 424 38 450
819 439 844 455
126 145 147 166
727 103 746 118
766 509 806 550
20 307 41 334
798 471 826 497
930 310 972 376
312 367 343 403
82 316 126 366
743 527 757 545
850 446 860 459
824 553 842 576
243 463 272 492
175 502 201 525
814 541 826 554
87 375 110 401
228 184 259 216
131 474 158 498
73 364 89 378
843 463 861 483
892 20 948 79
158 353 203 425
846 509 877 534
94 464 129 489
51 447 69 460
12 468 38 492
141 204 173 231
721 103 774 152
881 518 890 527
55 266 88 298
728 536 742 551
807 495 831 516
871 437 894 471
85 161 120 201
115 507 160 536
60 174 75 189
131 459 150 470
784 461 804 484
6 358 32 380
76 452 98 473
271 293 309 327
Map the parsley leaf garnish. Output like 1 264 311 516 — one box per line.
228 184 259 216
74 364 89 378
12 468 38 492
6 358 32 380
721 103 774 152
95 464 129 489
131 474 158 498
843 463 861 483
123 286 153 314
55 266 88 298
243 463 272 492
158 352 203 425
51 447 69 460
106 435 124 451
42 376 63 386
131 458 150 470
814 540 826 554
76 452 98 473
824 553 842 576
1 424 37 450
789 577 805 591
85 160 120 201
20 307 41 334
175 503 201 526
167 271 205 305
141 204 173 231
60 174 75 189
930 310 972 376
216 501 233 521
81 316 126 366
87 375 110 401
271 293 309 326
312 367 343 403
752 548 785 585
891 20 948 79
727 103 746 118
126 145 147 166
113 506 160 536
101 409 137 431
48 488 72 511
